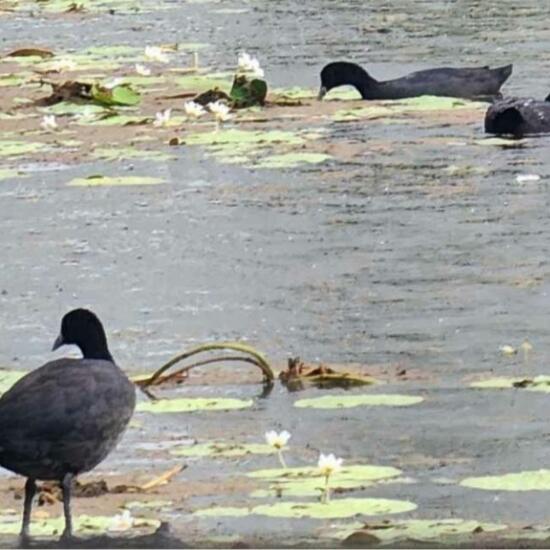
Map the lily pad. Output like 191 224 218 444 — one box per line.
330 519 507 543
174 74 231 93
67 176 164 187
230 75 267 108
194 497 416 519
255 152 332 169
470 376 550 393
461 470 550 491
0 513 159 536
137 397 253 413
294 394 423 409
248 464 402 498
0 169 24 181
0 369 26 394
90 147 173 162
185 128 304 147
0 141 48 158
171 442 274 458
91 83 141 107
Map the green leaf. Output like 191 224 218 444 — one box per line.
67 176 163 187
137 397 253 413
91 83 141 106
461 470 550 491
294 394 424 409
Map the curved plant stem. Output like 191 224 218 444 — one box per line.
139 342 275 388
277 449 287 469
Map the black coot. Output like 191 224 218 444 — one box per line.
0 308 136 542
485 95 550 136
318 61 512 100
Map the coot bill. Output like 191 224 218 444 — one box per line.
318 61 512 100
0 309 136 542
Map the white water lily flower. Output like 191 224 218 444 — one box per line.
184 100 206 119
318 453 343 476
265 430 291 450
516 174 540 184
153 108 172 127
237 51 264 77
109 510 134 532
208 100 231 122
500 345 517 356
135 63 151 76
40 115 58 132
145 45 169 64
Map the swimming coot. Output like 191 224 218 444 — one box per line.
485 95 550 135
318 61 512 101
0 309 136 542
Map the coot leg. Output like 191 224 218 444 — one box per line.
60 473 74 540
20 477 36 541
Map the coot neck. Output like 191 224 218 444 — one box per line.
79 333 114 362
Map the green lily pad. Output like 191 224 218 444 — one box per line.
0 513 159 536
248 464 402 498
42 102 107 116
256 152 332 169
0 141 48 158
80 114 150 126
329 519 507 542
91 83 141 107
0 169 24 181
90 147 173 162
294 394 423 409
471 376 550 393
137 397 253 413
171 442 274 458
67 176 164 187
461 470 550 491
185 128 304 147
174 74 231 93
194 497 416 519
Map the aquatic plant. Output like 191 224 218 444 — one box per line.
265 430 291 468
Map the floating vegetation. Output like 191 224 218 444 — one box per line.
195 497 416 519
470 375 550 393
0 513 159 536
294 394 423 409
171 442 274 458
137 397 254 414
0 369 26 394
329 518 507 544
137 342 274 390
461 470 550 491
248 464 402 498
280 357 377 391
67 175 164 187
0 141 48 158
255 152 332 169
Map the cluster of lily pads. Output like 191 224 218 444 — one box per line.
264 429 343 504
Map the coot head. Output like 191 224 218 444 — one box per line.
318 61 374 100
52 308 113 361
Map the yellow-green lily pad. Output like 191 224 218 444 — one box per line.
461 470 550 491
67 176 164 187
471 376 550 393
0 141 48 158
0 169 24 181
185 128 304 147
255 152 332 169
137 397 253 413
171 442 274 458
329 519 507 542
0 369 26 394
90 147 174 162
194 497 416 519
248 464 402 498
0 513 159 536
294 394 423 409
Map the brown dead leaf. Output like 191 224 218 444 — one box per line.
140 465 185 492
5 47 54 59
